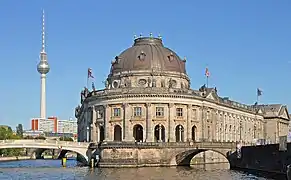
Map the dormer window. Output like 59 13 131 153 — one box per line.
138 51 146 61
168 52 174 61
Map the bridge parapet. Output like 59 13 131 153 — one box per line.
98 141 237 149
0 140 89 148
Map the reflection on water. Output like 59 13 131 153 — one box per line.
191 162 230 170
0 160 272 180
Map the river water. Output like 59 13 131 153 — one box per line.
0 159 272 180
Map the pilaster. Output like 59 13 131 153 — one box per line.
169 103 175 142
123 103 131 141
104 105 111 141
91 107 97 142
187 104 191 142
146 103 152 142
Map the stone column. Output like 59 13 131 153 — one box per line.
96 124 100 142
200 106 205 142
159 124 162 142
169 103 175 142
123 103 131 141
187 104 191 142
91 106 97 143
146 103 152 142
215 111 219 142
179 125 182 142
104 105 111 141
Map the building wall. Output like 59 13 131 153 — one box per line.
30 117 77 134
265 118 289 144
77 96 266 144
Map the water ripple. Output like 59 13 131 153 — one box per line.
0 160 273 180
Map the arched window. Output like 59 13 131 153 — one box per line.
175 125 184 142
113 125 122 141
133 124 143 142
154 124 165 142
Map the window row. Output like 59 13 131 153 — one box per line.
112 107 185 117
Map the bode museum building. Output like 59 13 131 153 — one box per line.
75 35 290 145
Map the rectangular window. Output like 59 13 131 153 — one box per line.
176 108 183 117
133 107 142 117
113 108 121 117
156 107 164 117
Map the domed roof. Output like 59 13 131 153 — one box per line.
110 37 186 75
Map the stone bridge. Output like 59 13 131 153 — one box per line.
96 141 237 167
0 140 91 164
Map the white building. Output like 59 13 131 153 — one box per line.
57 119 78 134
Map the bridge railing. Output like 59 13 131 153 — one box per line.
0 139 89 147
98 141 237 149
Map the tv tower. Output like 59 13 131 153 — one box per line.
37 10 50 119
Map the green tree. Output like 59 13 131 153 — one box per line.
0 126 13 140
0 126 22 156
35 136 46 140
16 124 23 138
59 136 74 141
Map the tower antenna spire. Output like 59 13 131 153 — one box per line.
41 9 45 53
37 9 50 119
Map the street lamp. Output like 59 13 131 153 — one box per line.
86 126 90 142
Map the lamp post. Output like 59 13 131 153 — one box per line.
86 126 90 142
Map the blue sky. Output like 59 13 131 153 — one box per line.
0 0 291 130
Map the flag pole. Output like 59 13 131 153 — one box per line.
206 76 209 88
87 77 89 89
86 68 89 89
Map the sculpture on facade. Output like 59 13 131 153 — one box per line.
199 84 206 92
75 105 81 118
161 79 165 88
169 78 173 88
147 77 152 87
152 79 156 87
80 90 85 103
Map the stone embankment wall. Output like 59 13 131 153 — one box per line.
228 143 291 178
0 156 32 162
99 147 230 168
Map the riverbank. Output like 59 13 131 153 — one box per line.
0 156 32 162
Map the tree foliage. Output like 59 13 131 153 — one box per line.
59 136 74 141
34 136 46 140
0 126 22 156
16 124 23 138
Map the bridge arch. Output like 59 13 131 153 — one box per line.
0 140 90 165
173 149 230 167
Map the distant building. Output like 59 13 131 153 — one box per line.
57 118 78 134
30 117 77 135
23 130 44 138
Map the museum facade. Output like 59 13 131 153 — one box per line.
75 35 290 145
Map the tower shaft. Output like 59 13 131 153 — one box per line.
40 74 47 119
